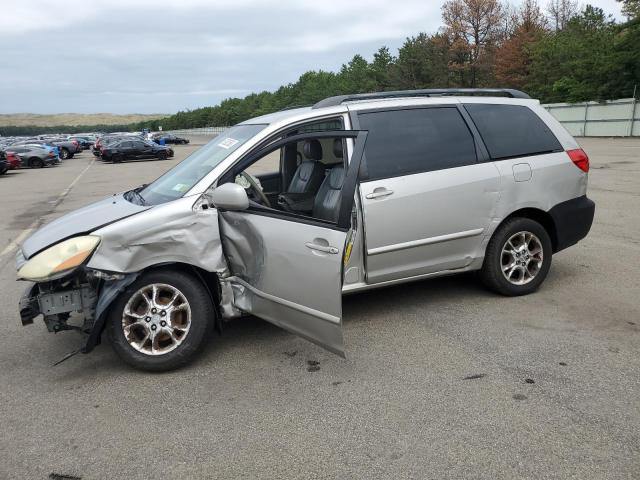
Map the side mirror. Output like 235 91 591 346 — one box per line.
207 182 249 211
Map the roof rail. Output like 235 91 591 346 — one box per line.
312 88 531 109
278 104 312 112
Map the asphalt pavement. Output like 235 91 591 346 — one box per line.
0 137 638 479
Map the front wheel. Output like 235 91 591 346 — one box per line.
107 270 214 371
60 148 70 159
480 217 552 296
157 151 168 160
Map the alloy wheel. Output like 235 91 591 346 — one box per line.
500 231 544 285
121 283 192 355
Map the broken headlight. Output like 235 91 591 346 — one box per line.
18 235 101 282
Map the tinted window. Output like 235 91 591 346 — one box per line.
357 107 477 180
464 104 562 160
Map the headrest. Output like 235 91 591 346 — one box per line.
303 139 322 160
333 138 344 158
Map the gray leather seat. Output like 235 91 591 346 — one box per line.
312 139 346 223
287 139 325 194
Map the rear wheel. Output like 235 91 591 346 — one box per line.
107 270 215 371
29 157 44 168
480 217 552 296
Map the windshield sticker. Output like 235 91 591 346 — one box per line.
172 183 189 193
218 137 239 149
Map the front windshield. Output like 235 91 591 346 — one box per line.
137 124 266 205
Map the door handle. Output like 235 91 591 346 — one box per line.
366 188 394 199
305 242 339 254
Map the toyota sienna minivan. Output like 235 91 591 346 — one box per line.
16 89 595 371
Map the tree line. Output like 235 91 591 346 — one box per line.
3 0 639 136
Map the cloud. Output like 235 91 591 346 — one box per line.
0 0 624 114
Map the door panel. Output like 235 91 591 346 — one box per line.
361 162 500 283
217 130 367 355
219 212 347 355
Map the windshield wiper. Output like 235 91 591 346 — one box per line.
125 188 147 206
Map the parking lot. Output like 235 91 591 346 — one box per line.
0 137 638 479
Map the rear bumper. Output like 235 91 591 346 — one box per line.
549 195 595 252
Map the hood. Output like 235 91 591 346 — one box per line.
21 192 150 259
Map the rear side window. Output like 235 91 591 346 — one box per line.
357 107 477 180
464 104 562 160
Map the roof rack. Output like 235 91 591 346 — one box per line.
278 104 312 112
312 88 531 109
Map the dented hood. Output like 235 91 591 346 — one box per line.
21 193 150 259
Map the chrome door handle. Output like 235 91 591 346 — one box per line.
366 188 394 199
305 242 339 254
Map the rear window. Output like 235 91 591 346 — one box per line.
464 104 562 160
357 107 477 180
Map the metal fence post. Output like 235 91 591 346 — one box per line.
629 85 637 137
583 101 589 137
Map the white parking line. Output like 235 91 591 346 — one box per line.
0 159 96 258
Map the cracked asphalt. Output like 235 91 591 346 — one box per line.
0 137 638 479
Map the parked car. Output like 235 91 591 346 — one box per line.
29 137 80 159
92 134 138 155
99 139 174 162
67 136 93 150
6 145 57 168
4 151 22 170
15 88 595 371
152 133 190 145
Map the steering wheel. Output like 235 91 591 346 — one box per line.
239 171 271 208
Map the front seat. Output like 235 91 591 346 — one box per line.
312 139 346 223
286 139 325 194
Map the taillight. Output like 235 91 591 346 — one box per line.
48 152 55 157
567 149 589 173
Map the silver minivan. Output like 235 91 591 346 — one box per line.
16 89 595 371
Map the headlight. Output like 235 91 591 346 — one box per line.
18 235 101 282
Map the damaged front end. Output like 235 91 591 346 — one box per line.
18 266 138 354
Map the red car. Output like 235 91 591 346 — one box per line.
5 151 22 170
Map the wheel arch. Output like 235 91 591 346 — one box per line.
84 262 223 354
500 208 558 252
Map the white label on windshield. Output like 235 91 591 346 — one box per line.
218 137 239 149
172 183 189 193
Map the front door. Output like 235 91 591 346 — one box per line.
354 105 500 283
218 130 366 355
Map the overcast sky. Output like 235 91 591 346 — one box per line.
0 0 624 114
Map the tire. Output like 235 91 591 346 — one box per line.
480 217 552 296
112 153 124 163
0 166 7 175
107 269 215 371
60 148 70 159
157 151 168 160
68 153 75 159
29 157 44 168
